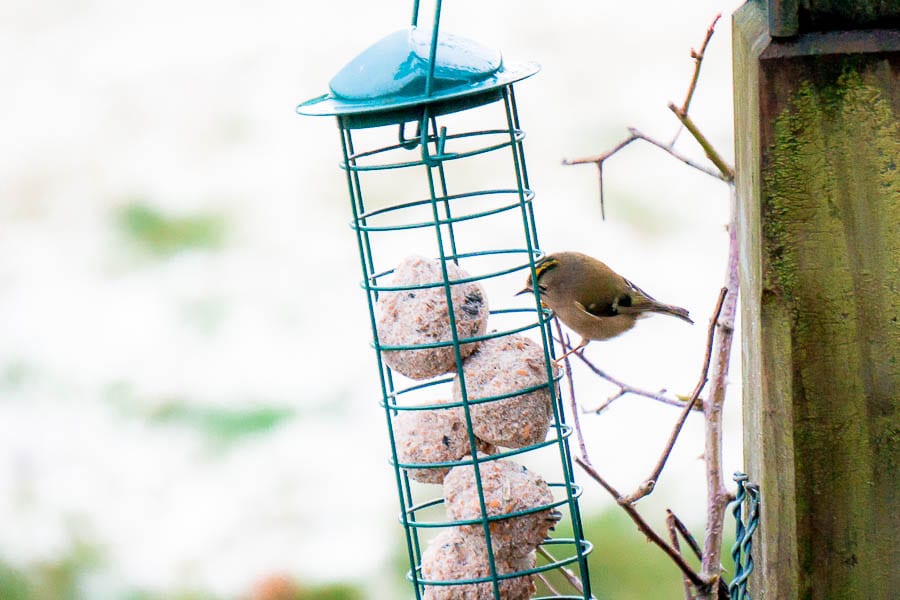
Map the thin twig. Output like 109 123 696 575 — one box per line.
575 457 707 591
535 572 562 596
563 135 638 166
562 135 639 217
565 12 726 192
567 349 702 412
537 546 584 594
626 128 728 181
668 105 734 182
586 388 627 413
554 319 592 466
667 509 703 560
562 127 728 217
668 512 695 600
670 507 737 600
551 332 699 411
671 12 721 147
597 161 605 220
620 287 728 504
680 13 722 115
668 510 733 599
563 127 726 181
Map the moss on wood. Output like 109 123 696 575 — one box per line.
760 63 899 598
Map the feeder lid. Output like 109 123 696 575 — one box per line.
297 27 538 119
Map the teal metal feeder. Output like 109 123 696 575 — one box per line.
298 2 593 598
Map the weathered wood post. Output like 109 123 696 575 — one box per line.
733 1 899 598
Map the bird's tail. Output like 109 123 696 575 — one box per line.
648 302 694 324
622 278 693 325
619 299 694 324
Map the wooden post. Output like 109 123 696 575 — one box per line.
733 2 899 598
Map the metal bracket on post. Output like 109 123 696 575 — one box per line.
729 472 761 600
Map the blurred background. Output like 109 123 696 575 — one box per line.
1 1 744 598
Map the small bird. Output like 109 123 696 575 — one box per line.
517 251 693 361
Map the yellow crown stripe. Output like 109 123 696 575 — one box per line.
534 257 560 280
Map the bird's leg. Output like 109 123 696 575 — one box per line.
555 338 589 365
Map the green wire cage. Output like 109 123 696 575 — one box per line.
298 2 594 598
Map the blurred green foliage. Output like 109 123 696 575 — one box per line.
0 537 103 600
104 383 294 446
122 592 220 600
0 563 29 600
0 359 32 390
146 401 294 443
294 584 362 600
117 201 226 256
0 552 362 600
536 508 735 599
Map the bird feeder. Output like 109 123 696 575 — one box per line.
298 2 593 598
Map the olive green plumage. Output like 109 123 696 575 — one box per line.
519 251 692 357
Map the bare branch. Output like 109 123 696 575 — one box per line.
680 13 722 115
562 134 639 218
563 12 732 220
671 12 722 146
536 546 584 594
667 509 703 560
697 185 740 599
621 287 728 504
668 509 733 600
668 512 696 600
575 457 707 591
559 15 740 598
668 104 734 181
568 350 702 412
627 128 729 181
562 126 729 217
597 161 605 220
562 134 639 166
584 388 627 414
554 319 592 465
535 572 562 596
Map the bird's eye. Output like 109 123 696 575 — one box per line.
538 284 547 294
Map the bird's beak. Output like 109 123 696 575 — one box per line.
515 287 533 297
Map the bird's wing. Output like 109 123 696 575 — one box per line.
575 300 616 318
622 277 658 303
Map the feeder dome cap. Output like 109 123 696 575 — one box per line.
297 27 538 117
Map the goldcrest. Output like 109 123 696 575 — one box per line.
518 251 693 360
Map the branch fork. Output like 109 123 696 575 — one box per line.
557 13 740 600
